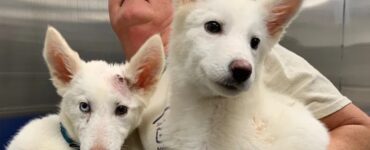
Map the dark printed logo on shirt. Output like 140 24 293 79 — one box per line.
153 106 170 149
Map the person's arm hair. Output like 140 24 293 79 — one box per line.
320 103 370 150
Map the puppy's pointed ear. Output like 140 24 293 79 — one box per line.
126 34 165 99
43 26 83 95
264 0 302 37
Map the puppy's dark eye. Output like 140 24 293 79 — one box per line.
79 102 91 113
250 37 260 50
204 21 222 34
115 105 128 116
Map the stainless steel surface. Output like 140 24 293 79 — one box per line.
0 0 370 116
281 0 344 88
282 0 370 114
0 0 123 116
341 0 370 113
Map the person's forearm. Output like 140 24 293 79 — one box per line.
328 124 370 150
118 24 171 60
118 30 153 60
119 38 143 61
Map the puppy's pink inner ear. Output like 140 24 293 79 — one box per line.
50 50 72 84
267 0 301 36
135 55 162 90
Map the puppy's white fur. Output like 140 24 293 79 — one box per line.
7 27 165 150
140 0 329 149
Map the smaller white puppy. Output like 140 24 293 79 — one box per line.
7 27 164 150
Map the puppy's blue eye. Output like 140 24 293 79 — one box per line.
205 21 222 34
79 102 90 113
250 37 260 50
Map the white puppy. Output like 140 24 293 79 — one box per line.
139 0 329 149
7 27 164 150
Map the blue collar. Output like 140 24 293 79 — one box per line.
60 123 80 149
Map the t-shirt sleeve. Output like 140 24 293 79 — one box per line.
263 45 351 119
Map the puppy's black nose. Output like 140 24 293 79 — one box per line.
229 59 252 83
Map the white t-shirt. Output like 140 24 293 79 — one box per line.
263 45 351 119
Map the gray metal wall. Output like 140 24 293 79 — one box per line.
341 0 370 114
282 0 370 114
0 0 369 116
0 0 123 117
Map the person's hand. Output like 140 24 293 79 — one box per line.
109 0 173 60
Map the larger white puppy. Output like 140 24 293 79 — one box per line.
139 0 329 149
